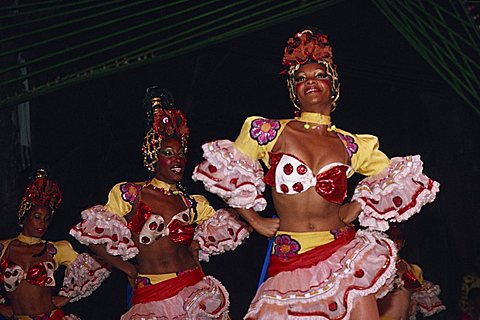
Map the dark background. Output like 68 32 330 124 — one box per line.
1 1 479 319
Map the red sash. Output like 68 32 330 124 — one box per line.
49 309 66 320
131 268 204 305
267 228 356 278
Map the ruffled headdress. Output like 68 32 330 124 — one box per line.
282 29 340 111
17 168 62 225
142 87 190 172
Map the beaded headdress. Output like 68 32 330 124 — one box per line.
142 87 189 172
282 29 340 111
17 168 62 224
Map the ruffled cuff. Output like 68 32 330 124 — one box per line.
59 253 111 302
70 205 139 260
194 208 251 262
353 155 440 231
0 294 4 304
192 140 267 211
410 280 446 318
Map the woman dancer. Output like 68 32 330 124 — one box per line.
70 87 250 319
193 29 439 319
0 169 110 319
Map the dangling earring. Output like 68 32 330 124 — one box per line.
293 102 301 117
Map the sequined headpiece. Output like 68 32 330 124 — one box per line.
282 29 340 111
17 168 62 224
142 87 189 172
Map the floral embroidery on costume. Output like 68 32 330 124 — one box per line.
46 243 57 258
134 276 151 289
273 234 300 259
336 132 358 157
120 182 142 204
330 225 354 239
250 118 281 145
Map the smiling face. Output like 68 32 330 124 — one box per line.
154 138 187 184
293 62 334 113
22 205 52 238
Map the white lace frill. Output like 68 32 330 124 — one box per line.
353 155 440 231
70 205 139 260
59 253 111 302
409 280 446 319
193 140 267 211
194 208 251 262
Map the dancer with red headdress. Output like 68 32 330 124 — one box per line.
70 87 250 319
0 169 110 320
193 29 440 319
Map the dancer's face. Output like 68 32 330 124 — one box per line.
22 205 52 238
155 138 187 183
294 63 333 111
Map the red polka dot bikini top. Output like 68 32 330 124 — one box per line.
264 152 351 204
127 200 195 246
0 256 55 292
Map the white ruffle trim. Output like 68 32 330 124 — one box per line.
120 275 229 320
194 208 251 262
59 253 111 302
193 140 267 211
245 230 398 320
353 155 440 231
70 205 139 260
409 280 446 319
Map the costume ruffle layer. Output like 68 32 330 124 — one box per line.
245 230 397 320
353 155 440 231
193 140 267 211
194 208 251 262
70 205 139 260
59 253 111 302
410 280 446 319
71 205 249 262
121 276 229 320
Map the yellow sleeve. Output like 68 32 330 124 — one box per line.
233 116 286 166
52 240 79 269
409 263 424 284
190 195 216 223
104 181 143 217
0 239 13 260
350 133 390 176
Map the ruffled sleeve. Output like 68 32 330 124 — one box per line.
410 280 446 318
69 205 139 260
193 116 288 211
58 252 111 302
352 155 440 231
194 209 251 262
191 195 251 262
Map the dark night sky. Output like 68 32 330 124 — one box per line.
3 1 479 319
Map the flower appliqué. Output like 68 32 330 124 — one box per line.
250 118 280 145
330 225 354 239
336 133 358 157
273 234 300 259
46 243 57 258
120 182 142 204
134 276 152 289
